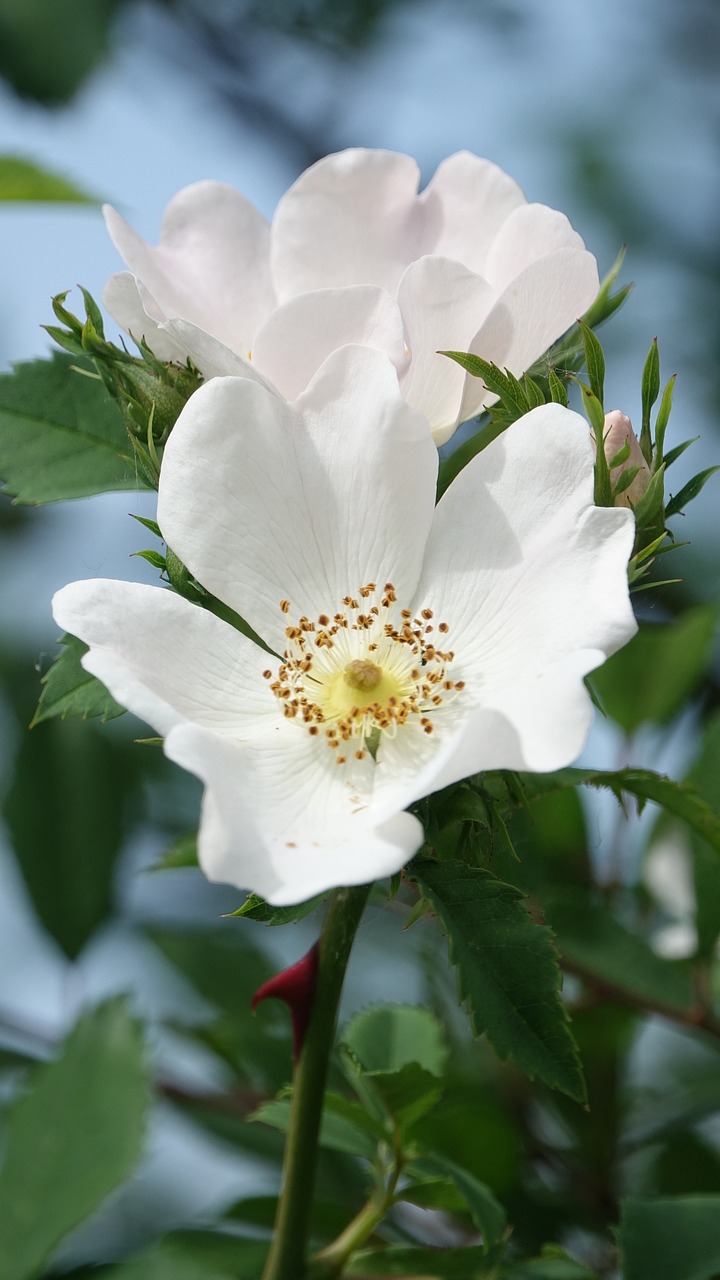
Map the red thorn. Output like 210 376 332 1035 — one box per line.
251 942 319 1061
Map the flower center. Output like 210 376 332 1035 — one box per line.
263 582 464 765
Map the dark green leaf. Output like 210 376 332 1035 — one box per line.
548 367 569 406
578 319 605 405
640 338 660 463
415 1155 507 1245
619 1195 720 1280
0 0 120 105
663 437 697 469
0 155 96 202
0 1000 149 1280
412 861 586 1102
521 767 720 857
501 1244 599 1278
345 1243 502 1276
653 374 676 465
590 605 719 732
4 715 133 957
0 353 143 504
543 886 694 1011
665 466 720 519
31 633 126 726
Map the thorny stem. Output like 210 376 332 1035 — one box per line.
261 883 372 1280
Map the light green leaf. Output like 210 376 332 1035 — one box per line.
619 1195 720 1280
412 861 586 1102
0 353 144 503
231 890 325 925
149 831 199 872
32 632 125 726
250 1095 377 1160
341 1004 448 1077
0 155 96 202
0 1000 149 1280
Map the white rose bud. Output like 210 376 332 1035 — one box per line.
602 409 651 508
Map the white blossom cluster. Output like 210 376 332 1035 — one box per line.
53 149 636 904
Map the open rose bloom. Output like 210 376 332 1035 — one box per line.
103 149 599 444
53 348 636 905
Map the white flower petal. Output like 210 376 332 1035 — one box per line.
271 149 426 301
252 286 407 401
157 346 438 654
51 579 275 737
484 203 589 293
102 273 186 363
103 182 274 355
459 248 600 421
161 318 276 387
419 151 526 276
397 256 495 445
412 404 636 774
165 722 423 904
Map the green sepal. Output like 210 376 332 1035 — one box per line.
640 337 660 464
665 466 720 519
578 318 605 405
31 633 125 726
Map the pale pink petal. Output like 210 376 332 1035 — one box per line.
419 151 526 277
103 273 186 363
459 248 600 421
252 286 407 401
51 580 276 737
157 346 438 655
396 256 495 445
165 722 423 904
271 149 425 301
484 204 590 293
162 318 276 387
104 182 275 355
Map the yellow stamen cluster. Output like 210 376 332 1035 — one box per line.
264 582 465 764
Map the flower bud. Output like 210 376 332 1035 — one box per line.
602 410 651 508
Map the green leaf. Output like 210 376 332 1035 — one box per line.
590 604 719 732
31 632 126 726
341 1005 448 1077
413 1155 507 1246
149 831 199 872
4 715 134 957
0 1000 149 1280
522 767 720 857
665 466 720 519
501 1244 599 1278
653 374 676 465
103 1230 268 1280
0 353 143 504
548 367 569 406
619 1195 720 1280
411 861 586 1102
0 0 119 105
578 319 605 405
640 337 660 463
345 1243 502 1276
543 886 694 1011
0 155 97 202
250 1095 377 1159
231 890 325 925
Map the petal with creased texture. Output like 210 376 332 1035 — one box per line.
104 182 274 354
165 722 423 904
252 285 407 401
157 346 438 655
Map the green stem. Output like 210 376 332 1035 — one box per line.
312 1119 404 1278
261 883 372 1280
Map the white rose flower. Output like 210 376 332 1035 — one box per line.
103 149 598 445
53 347 635 905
